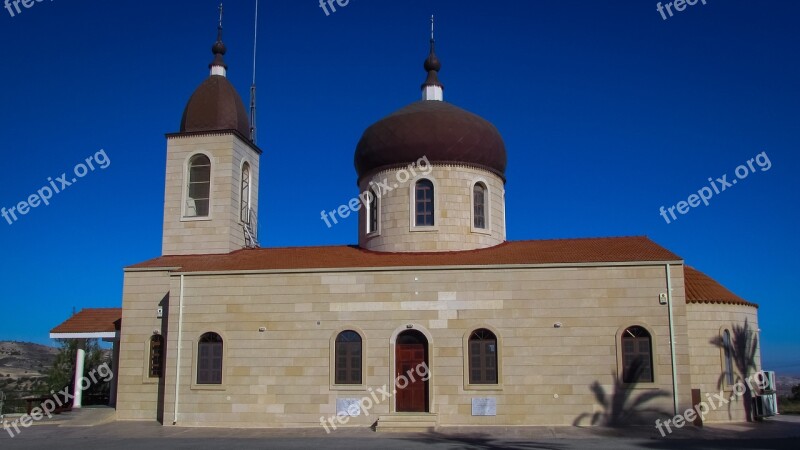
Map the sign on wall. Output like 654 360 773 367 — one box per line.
336 398 362 417
471 397 497 416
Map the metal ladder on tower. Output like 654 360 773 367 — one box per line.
243 207 259 248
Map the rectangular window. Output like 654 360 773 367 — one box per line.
149 336 163 378
469 341 498 384
723 330 734 385
474 186 486 229
187 157 211 217
240 164 251 223
197 341 223 384
415 181 434 226
622 337 653 383
368 191 378 234
335 341 362 385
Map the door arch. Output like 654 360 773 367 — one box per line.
394 329 429 412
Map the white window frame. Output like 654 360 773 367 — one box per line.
239 160 252 224
470 179 492 235
365 187 381 237
409 176 439 232
721 328 736 387
182 152 214 221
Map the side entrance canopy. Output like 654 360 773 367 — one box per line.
50 308 122 408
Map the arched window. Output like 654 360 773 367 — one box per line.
621 326 654 383
723 329 734 384
149 335 164 379
197 332 223 385
186 154 211 217
367 188 378 234
415 179 434 226
473 183 487 229
335 330 362 385
469 329 498 384
240 162 251 223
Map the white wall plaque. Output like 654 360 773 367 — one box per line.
336 398 361 417
471 397 497 416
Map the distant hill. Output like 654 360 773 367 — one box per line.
0 341 58 393
776 374 800 398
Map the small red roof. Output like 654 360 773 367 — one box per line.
684 266 758 308
128 236 682 272
51 308 122 334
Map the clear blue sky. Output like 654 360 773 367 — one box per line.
0 1 797 373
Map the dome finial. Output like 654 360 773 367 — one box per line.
422 14 443 101
210 2 228 77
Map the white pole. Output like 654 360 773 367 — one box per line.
72 339 86 409
666 264 679 416
173 275 185 425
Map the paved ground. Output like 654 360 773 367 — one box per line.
1 411 799 449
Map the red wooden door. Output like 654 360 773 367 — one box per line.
395 332 428 412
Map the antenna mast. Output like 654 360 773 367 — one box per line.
249 0 259 143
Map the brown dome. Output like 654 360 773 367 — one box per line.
180 75 250 138
354 101 507 181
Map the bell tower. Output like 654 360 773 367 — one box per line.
161 6 261 256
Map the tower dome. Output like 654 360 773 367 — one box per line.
180 78 250 137
356 17 507 253
354 19 506 182
354 101 507 182
179 19 250 138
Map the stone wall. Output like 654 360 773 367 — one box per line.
118 262 693 428
161 133 260 256
116 269 170 421
358 165 505 252
686 302 761 423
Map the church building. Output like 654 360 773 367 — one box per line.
110 16 761 430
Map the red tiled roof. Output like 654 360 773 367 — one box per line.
684 266 758 308
128 236 681 272
125 240 754 309
51 308 122 334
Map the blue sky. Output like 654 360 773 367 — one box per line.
0 1 797 373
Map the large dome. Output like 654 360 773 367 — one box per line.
180 75 250 137
354 100 507 181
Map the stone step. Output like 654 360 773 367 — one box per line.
376 413 438 433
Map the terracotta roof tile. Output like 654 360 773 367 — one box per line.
684 266 758 308
128 236 681 272
51 308 122 334
125 240 754 311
